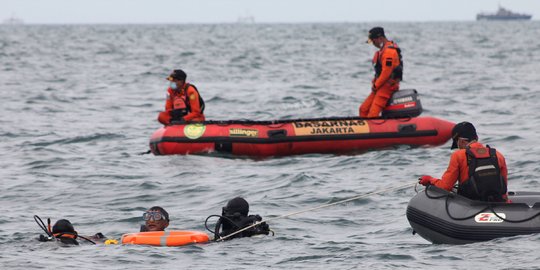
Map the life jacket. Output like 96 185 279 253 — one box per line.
457 145 507 202
373 41 403 81
214 213 271 240
170 83 205 118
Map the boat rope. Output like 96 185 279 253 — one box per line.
216 181 416 242
138 150 152 155
424 186 540 223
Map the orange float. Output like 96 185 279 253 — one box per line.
121 231 209 247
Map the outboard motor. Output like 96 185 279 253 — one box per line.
381 89 423 118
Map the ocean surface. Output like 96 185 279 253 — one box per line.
1 22 540 269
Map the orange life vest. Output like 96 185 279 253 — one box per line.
373 41 403 81
169 83 205 114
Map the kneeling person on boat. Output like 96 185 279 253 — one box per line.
140 206 170 232
158 69 205 125
418 122 508 202
213 197 271 240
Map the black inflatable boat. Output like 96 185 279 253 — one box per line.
407 185 540 244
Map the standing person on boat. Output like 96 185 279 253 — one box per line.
157 69 205 125
359 27 403 118
418 122 509 202
211 197 272 241
140 206 170 232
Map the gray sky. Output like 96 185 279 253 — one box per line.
1 0 538 24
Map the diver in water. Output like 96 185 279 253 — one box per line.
50 219 81 245
139 206 170 232
35 216 106 245
206 197 273 241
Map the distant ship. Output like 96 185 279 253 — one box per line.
477 6 532 21
2 15 24 25
236 15 255 24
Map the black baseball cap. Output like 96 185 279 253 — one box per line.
451 122 478 149
367 27 385 43
167 69 187 81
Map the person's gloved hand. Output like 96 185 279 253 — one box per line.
371 83 377 92
170 108 187 119
419 175 436 186
38 234 52 242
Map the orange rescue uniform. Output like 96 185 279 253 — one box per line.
158 83 205 125
430 142 508 196
360 40 401 118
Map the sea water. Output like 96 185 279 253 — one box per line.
1 22 539 269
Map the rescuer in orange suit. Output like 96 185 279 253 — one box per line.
419 122 509 202
359 27 403 118
158 69 205 125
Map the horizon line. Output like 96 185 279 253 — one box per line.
3 19 538 26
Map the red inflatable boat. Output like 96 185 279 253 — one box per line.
149 89 455 157
149 116 454 157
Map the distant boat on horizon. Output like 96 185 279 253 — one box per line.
477 6 532 21
236 15 255 24
2 14 24 25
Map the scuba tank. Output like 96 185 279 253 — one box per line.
213 212 271 240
